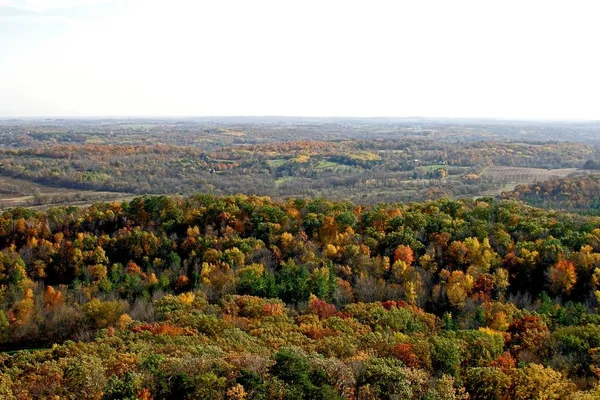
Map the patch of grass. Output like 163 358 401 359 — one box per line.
314 160 354 171
314 160 340 169
84 136 105 144
477 183 520 197
268 159 288 167
275 176 299 186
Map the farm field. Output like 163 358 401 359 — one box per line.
480 166 581 184
477 183 523 197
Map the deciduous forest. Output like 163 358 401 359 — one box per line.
1 194 600 398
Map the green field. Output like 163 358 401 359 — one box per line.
314 160 353 171
275 176 299 186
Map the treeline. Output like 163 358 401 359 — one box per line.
583 160 600 170
502 174 600 215
1 195 600 397
213 139 593 169
4 119 600 150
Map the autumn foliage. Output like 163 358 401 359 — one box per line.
0 194 598 398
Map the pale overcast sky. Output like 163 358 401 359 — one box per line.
0 0 599 119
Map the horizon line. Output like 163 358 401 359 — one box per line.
1 115 599 123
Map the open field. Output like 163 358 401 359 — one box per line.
477 183 523 197
267 159 287 167
480 166 581 184
274 176 300 187
418 164 450 172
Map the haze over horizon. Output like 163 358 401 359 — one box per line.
1 0 599 120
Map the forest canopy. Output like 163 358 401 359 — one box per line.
1 194 600 398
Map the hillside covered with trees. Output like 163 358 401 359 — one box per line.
2 195 600 398
502 174 600 215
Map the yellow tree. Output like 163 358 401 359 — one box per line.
446 271 474 307
549 259 577 295
511 364 575 400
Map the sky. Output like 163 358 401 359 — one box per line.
0 0 599 119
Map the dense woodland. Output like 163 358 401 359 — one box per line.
1 195 600 398
503 174 600 215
